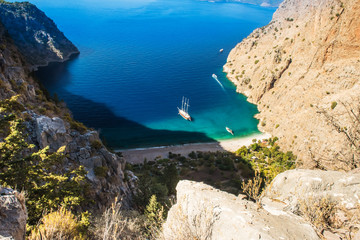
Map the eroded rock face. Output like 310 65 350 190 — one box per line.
0 186 27 240
0 2 79 69
163 180 320 240
224 0 360 170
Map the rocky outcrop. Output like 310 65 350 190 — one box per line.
35 116 68 149
163 180 320 240
26 112 132 209
163 169 360 239
0 186 27 240
224 0 360 170
0 1 79 69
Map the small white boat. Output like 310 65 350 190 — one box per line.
178 96 191 121
226 127 234 135
212 74 225 90
219 48 224 53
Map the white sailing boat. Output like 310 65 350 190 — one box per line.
219 48 224 53
226 126 234 135
177 96 191 121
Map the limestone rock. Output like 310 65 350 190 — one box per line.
35 116 68 150
263 169 360 239
163 180 320 240
0 186 27 240
264 169 360 212
224 0 360 170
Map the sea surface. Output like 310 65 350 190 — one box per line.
30 0 275 149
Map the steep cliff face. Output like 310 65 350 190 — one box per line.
0 4 131 211
0 1 79 69
224 0 360 170
163 169 360 239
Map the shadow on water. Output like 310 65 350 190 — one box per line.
35 53 79 87
61 91 216 149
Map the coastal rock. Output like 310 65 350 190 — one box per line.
0 1 79 69
162 180 320 240
224 0 360 170
0 186 27 240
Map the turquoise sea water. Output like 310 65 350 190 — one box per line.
31 0 275 149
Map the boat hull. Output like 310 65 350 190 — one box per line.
178 108 191 121
226 127 234 135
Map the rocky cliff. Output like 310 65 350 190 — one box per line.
0 1 131 214
224 0 360 170
163 169 360 239
0 1 79 69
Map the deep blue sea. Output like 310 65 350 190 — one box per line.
29 0 275 149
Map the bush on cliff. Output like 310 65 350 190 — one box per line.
0 96 87 226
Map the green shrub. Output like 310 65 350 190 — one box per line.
91 140 103 150
331 101 337 110
254 60 259 64
94 166 109 178
64 113 87 134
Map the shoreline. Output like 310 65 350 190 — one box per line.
118 132 271 164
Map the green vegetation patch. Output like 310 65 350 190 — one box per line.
0 96 88 226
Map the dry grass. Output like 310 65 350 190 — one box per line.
241 170 267 205
298 195 360 239
299 195 336 231
28 207 85 240
91 199 145 240
162 200 220 240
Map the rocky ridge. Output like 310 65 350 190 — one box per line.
224 0 360 170
0 1 79 69
163 169 360 239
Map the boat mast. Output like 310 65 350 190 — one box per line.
186 98 189 113
181 96 184 110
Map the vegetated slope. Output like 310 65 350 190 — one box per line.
0 1 79 69
224 0 360 170
0 3 131 230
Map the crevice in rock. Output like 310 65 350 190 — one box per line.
268 58 292 91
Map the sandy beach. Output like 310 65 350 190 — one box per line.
117 132 271 164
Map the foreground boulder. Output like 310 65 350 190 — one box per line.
163 169 360 239
162 180 319 240
263 169 360 239
0 186 27 240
